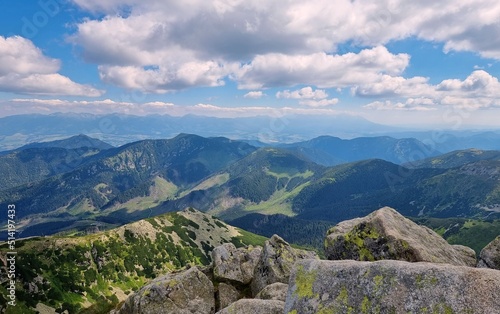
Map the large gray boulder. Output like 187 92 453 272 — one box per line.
212 243 262 285
285 259 500 314
478 235 500 269
325 206 476 266
251 235 318 296
115 267 215 314
216 299 284 314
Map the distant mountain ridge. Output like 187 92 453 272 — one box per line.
14 134 113 151
0 135 113 191
0 113 389 150
280 135 441 166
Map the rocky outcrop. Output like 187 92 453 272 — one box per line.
285 259 500 314
215 299 284 314
324 206 476 266
478 235 500 270
255 283 288 301
251 235 319 295
212 243 262 285
115 267 215 314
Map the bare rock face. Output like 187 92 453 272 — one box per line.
324 206 476 266
255 283 288 301
285 259 500 314
251 234 319 296
478 236 500 269
215 299 284 314
217 282 241 310
115 267 215 314
212 243 262 285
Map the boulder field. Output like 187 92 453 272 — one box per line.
113 207 500 314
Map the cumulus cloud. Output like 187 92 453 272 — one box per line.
66 0 500 102
236 47 409 89
243 91 264 99
276 87 328 100
276 86 338 107
363 70 500 110
0 36 103 96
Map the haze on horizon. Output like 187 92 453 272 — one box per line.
1 0 500 129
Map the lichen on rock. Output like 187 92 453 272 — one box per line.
251 234 319 296
285 259 500 314
324 206 476 266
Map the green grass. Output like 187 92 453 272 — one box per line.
244 181 311 216
414 217 500 255
446 219 500 255
232 228 268 247
181 173 230 197
104 176 178 213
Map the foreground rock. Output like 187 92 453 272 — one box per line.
324 206 476 266
216 299 284 314
286 259 500 314
478 235 500 269
212 243 262 285
251 235 319 295
115 267 215 314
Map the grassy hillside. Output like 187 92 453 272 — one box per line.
414 217 500 255
0 208 266 313
155 147 324 219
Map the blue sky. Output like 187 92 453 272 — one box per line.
1 0 500 128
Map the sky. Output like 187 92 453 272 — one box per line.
1 0 500 128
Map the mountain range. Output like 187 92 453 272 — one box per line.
2 113 500 152
0 113 388 150
1 133 500 239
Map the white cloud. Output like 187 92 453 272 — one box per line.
276 87 328 100
364 99 436 111
353 75 434 97
0 36 103 96
276 86 338 107
71 0 500 59
243 91 264 99
4 98 349 117
299 98 339 107
363 70 500 110
236 47 409 89
67 0 500 100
